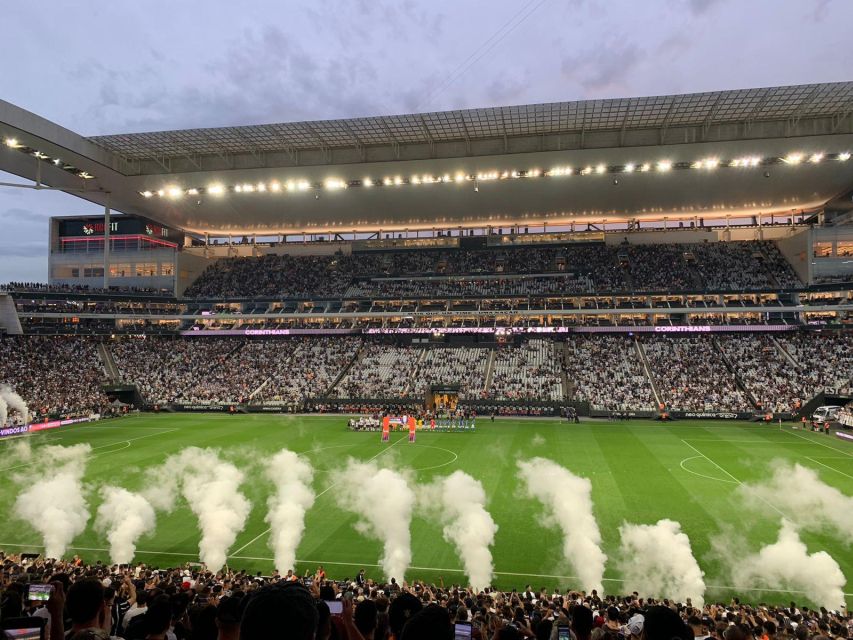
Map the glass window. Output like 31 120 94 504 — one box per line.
813 242 833 257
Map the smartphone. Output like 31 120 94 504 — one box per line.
26 585 53 602
558 624 571 640
454 621 472 640
2 616 47 640
325 600 343 615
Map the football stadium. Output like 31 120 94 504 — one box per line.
1 13 853 640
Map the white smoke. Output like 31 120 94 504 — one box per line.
531 434 546 447
13 443 91 559
164 447 251 570
334 459 415 582
95 486 157 564
0 384 29 424
517 457 606 592
729 519 846 609
617 519 705 606
0 395 7 426
739 462 853 540
265 449 315 573
419 471 498 591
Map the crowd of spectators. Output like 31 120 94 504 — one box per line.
1 282 169 295
1 552 849 640
0 336 109 420
489 339 563 401
180 241 806 299
774 332 853 392
643 336 753 412
409 347 490 400
563 335 656 411
331 343 417 399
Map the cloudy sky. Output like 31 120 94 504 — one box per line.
1 0 851 282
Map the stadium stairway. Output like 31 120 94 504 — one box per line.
770 334 800 368
712 337 759 408
483 348 497 392
558 342 572 400
634 337 663 407
323 341 365 397
98 343 122 383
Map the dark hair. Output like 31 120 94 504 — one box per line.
644 606 692 640
240 582 318 640
400 604 452 640
389 593 424 637
572 605 594 640
66 578 104 626
355 598 378 635
145 595 173 636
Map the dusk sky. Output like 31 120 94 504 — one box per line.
1 0 851 282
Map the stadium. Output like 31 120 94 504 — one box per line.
1 56 853 640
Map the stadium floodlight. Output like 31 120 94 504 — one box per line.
393 176 403 185
595 164 606 174
208 183 225 195
454 173 465 183
581 166 592 175
53 158 62 165
234 185 243 193
699 157 719 170
783 153 803 165
443 174 451 182
297 180 310 191
270 181 281 192
167 186 183 198
530 169 541 177
242 183 255 193
257 182 267 192
411 176 421 185
33 151 48 160
839 152 851 161
363 178 373 187
809 153 824 163
141 190 153 198
324 178 346 190
640 163 651 172
383 177 393 186
624 163 635 173
157 189 165 197
187 188 199 195
4 138 20 148
657 160 672 172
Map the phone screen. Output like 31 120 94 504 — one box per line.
558 624 571 640
325 600 343 615
454 621 472 640
27 585 53 602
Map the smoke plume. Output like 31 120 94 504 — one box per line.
617 519 705 605
13 443 91 559
0 395 7 426
739 462 853 540
419 471 498 591
95 487 157 564
0 384 29 424
729 519 846 608
164 447 251 570
265 449 315 573
334 459 415 581
517 457 606 592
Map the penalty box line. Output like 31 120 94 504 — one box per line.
228 435 408 557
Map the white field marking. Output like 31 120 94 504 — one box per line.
680 439 789 519
0 542 849 597
683 439 817 444
805 457 853 480
678 455 738 484
228 435 409 557
0 428 178 472
783 427 853 458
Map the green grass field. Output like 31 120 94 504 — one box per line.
1 414 851 606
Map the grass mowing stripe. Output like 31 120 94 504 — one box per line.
805 456 853 480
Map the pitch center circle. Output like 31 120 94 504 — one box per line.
297 442 458 472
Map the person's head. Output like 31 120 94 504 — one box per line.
642 606 692 640
389 592 423 638
399 603 452 640
144 595 173 638
216 594 243 639
572 604 594 640
627 614 645 639
66 578 105 628
355 598 378 637
240 581 318 640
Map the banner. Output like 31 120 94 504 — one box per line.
0 414 100 439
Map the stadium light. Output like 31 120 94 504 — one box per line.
411 176 421 185
187 188 199 195
624 163 635 173
363 178 373 187
270 181 281 192
297 180 310 191
257 182 267 192
657 160 672 172
839 152 851 161
383 177 393 186
783 153 803 165
639 163 651 172
393 176 403 186
157 189 165 197
53 158 62 165
809 153 824 163
208 184 225 195
4 138 20 148
141 190 153 198
580 166 592 175
167 186 183 198
324 178 346 190
455 173 465 183
595 164 606 174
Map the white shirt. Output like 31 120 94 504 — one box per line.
121 604 147 631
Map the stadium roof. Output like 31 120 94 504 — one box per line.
88 83 853 163
1 82 853 236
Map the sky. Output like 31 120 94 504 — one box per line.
1 0 851 282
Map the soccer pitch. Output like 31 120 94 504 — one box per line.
1 414 851 606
